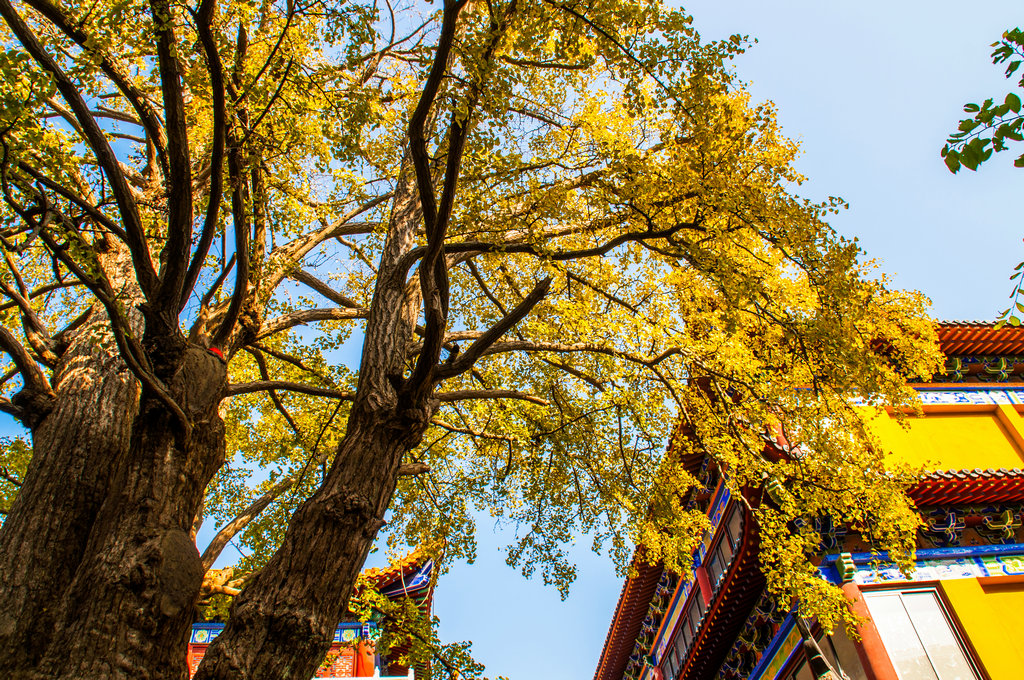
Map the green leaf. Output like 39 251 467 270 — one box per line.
964 102 981 113
961 145 979 170
959 119 981 133
1015 154 1024 167
943 151 961 173
1007 92 1022 112
1010 316 1021 327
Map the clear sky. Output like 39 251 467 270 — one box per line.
431 3 1024 679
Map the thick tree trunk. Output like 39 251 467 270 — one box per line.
195 159 428 680
0 310 140 673
193 402 429 680
33 345 227 680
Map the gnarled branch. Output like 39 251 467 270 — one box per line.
436 389 549 405
289 270 361 308
226 381 354 399
256 307 368 341
437 276 552 380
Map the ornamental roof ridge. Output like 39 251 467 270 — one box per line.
938 320 998 326
921 467 1024 480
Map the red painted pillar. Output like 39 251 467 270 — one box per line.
842 581 898 680
695 566 713 607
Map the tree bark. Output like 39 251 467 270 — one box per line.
33 345 227 680
195 158 429 680
0 310 140 673
193 402 429 680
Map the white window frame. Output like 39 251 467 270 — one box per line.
862 586 983 680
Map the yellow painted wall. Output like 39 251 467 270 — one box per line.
867 406 1024 471
940 578 1024 680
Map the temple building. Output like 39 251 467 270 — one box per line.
189 549 435 679
594 321 1024 680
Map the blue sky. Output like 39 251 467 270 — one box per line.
431 3 1024 679
1 3 1020 679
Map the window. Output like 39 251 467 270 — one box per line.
669 622 690 679
687 602 701 637
679 614 693 650
777 631 871 680
663 645 679 679
661 589 708 679
785 660 815 680
727 505 743 549
706 549 723 587
659 505 745 680
706 537 734 587
863 589 981 680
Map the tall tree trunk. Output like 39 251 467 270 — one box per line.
195 160 428 680
34 345 227 680
0 310 140 674
193 402 429 680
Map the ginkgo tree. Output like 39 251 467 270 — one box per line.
0 0 941 677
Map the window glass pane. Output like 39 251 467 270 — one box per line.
819 635 840 669
722 523 734 551
688 602 701 634
705 549 719 574
664 646 677 678
902 591 978 680
708 552 724 585
679 616 692 651
827 629 870 680
695 591 706 616
701 531 714 558
728 507 743 549
865 592 939 680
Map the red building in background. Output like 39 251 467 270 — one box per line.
189 549 435 679
595 322 1024 680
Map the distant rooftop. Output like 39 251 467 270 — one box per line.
937 321 1024 355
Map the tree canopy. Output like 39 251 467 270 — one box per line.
0 0 940 677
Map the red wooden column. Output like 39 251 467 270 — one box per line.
837 556 898 680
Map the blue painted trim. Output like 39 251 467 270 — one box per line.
748 614 797 680
914 385 1024 391
818 563 841 584
379 558 434 597
820 542 1024 566
189 621 377 645
817 543 1024 584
